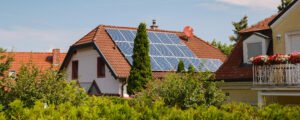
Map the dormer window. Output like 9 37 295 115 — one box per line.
243 33 270 64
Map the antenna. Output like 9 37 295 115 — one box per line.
184 26 194 41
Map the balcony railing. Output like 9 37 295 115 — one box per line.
253 63 300 86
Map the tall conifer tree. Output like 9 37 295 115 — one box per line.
127 23 153 95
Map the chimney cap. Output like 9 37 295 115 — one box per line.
150 19 158 29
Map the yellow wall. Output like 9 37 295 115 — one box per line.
272 2 300 54
223 89 258 105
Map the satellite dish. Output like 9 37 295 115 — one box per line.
184 26 194 38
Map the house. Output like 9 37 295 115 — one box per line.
216 0 300 105
1 49 66 77
60 22 226 97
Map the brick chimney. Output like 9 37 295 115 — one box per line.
150 19 158 29
52 49 60 65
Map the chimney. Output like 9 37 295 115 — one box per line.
52 49 60 66
150 19 158 29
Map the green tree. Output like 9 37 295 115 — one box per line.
177 60 185 73
209 39 233 56
0 62 88 107
0 48 14 106
127 23 153 95
229 16 248 43
188 64 196 73
278 0 293 11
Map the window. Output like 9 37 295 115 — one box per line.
97 57 105 78
247 42 262 60
8 70 16 77
72 60 78 79
243 33 269 64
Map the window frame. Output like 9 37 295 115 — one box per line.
97 57 105 78
72 60 78 80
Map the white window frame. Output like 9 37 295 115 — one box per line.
285 31 300 54
243 33 270 64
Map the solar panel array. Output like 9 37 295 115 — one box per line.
106 28 223 72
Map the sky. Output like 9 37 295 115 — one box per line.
0 0 281 52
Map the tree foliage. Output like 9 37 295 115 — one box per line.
278 0 293 11
127 23 153 95
229 16 248 43
0 62 88 107
133 71 226 109
209 39 233 56
0 48 13 77
177 59 185 73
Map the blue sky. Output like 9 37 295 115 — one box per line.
0 0 281 52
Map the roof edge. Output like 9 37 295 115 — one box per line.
269 0 299 27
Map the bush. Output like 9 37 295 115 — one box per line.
0 63 88 107
1 98 300 119
133 71 226 109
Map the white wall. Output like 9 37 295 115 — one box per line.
65 47 122 95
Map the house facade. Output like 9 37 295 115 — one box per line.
60 23 226 97
216 0 300 105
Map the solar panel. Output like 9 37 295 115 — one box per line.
154 57 172 71
166 45 185 57
147 32 162 43
150 57 162 71
115 42 132 55
154 44 173 56
106 28 223 72
106 29 126 41
166 57 179 70
156 32 173 44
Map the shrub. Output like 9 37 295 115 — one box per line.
133 71 226 109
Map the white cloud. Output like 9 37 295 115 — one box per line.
216 0 281 11
0 27 83 52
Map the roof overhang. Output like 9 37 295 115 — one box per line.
269 0 299 28
59 41 118 79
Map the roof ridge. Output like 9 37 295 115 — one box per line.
102 24 184 33
92 25 102 41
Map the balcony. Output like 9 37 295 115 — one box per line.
253 63 300 86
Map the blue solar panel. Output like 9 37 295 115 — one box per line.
125 56 133 64
154 57 172 71
115 42 132 55
166 57 179 70
202 59 218 72
154 44 173 56
105 28 223 72
147 32 162 43
106 29 126 41
180 58 194 71
119 30 135 42
177 46 196 57
166 45 185 57
156 33 173 44
149 44 162 56
150 57 162 71
167 34 183 44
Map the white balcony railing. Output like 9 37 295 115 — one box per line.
253 63 300 86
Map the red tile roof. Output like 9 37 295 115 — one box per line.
0 52 66 73
72 24 226 78
239 14 278 33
